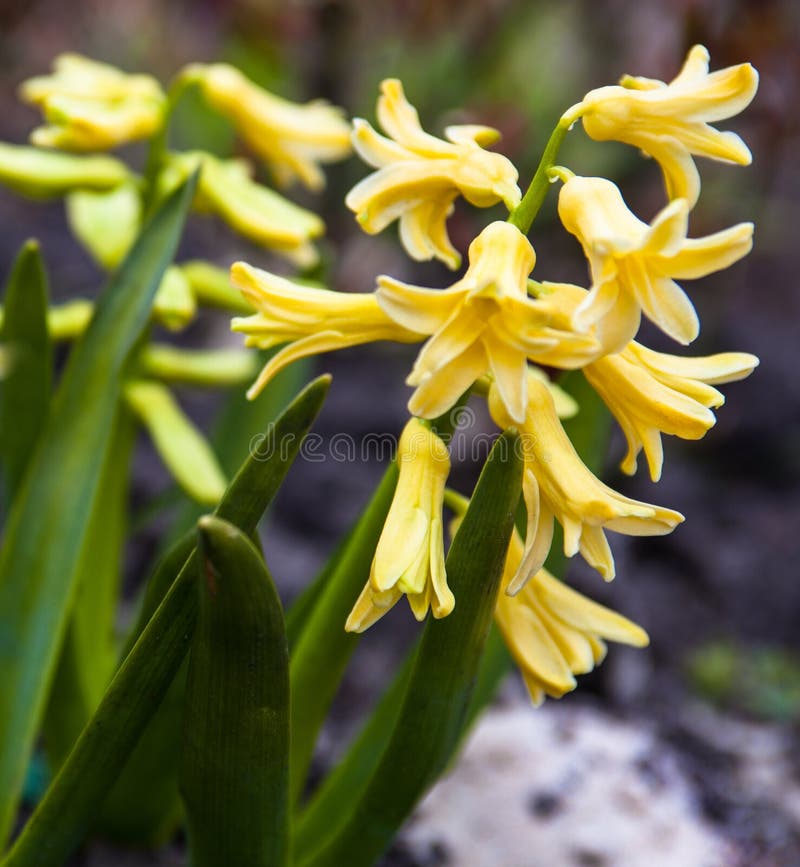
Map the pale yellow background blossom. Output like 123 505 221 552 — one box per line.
160 152 325 266
576 44 758 207
346 79 521 269
186 63 351 191
230 264 422 399
489 374 683 591
20 53 165 151
377 221 599 424
558 175 753 350
585 342 758 481
346 419 452 631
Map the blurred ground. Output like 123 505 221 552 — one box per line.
2 0 799 865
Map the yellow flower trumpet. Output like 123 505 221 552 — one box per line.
346 79 521 269
489 373 683 590
558 175 753 349
377 221 599 423
576 44 758 206
495 528 649 705
230 264 422 399
20 53 166 151
185 63 351 191
346 419 453 631
585 342 758 481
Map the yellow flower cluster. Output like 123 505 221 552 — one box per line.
230 46 758 704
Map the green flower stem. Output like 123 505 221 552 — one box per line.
143 75 195 208
181 260 253 314
507 105 582 234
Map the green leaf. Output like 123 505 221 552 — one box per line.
293 648 416 862
289 465 398 806
95 374 330 845
124 379 227 506
0 172 197 843
301 430 522 867
0 241 52 502
3 376 330 865
41 405 136 771
181 516 289 867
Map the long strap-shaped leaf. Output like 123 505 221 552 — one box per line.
302 430 522 867
1 375 330 867
181 517 289 867
0 174 197 842
289 465 399 805
0 240 52 502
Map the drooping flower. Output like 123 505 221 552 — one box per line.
377 221 600 423
494 527 649 705
20 54 166 151
445 495 649 705
346 419 453 631
230 263 422 399
346 79 521 269
558 175 753 349
576 44 758 206
159 152 325 266
488 373 683 591
185 63 351 191
585 342 758 481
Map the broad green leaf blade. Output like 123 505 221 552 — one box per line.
42 405 136 771
302 431 522 867
0 240 52 501
4 376 330 865
96 375 330 845
2 536 198 867
289 465 398 805
181 517 289 867
124 379 227 506
0 173 197 843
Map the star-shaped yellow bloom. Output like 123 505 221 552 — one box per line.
585 341 758 481
377 221 600 423
185 64 351 191
558 175 753 350
346 419 453 632
577 44 758 206
346 79 521 269
20 54 166 151
489 373 683 591
230 263 422 399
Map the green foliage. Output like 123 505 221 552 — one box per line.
181 517 290 867
0 173 197 844
0 241 52 502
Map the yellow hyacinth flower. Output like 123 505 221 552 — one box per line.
558 175 753 349
488 373 683 590
185 63 351 191
585 342 758 481
160 152 325 266
20 53 165 151
495 528 649 705
377 221 599 423
346 419 453 631
346 79 521 269
577 45 758 206
230 263 422 399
